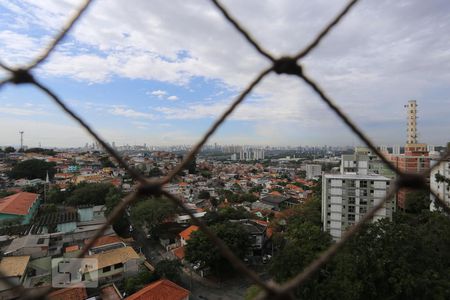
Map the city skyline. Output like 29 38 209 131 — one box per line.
1 1 450 147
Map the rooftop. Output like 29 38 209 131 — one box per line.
88 246 140 270
126 279 189 300
84 235 122 248
0 192 39 215
179 225 199 241
323 173 390 180
0 256 30 277
48 287 87 300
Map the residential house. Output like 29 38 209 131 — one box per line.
0 256 30 298
126 279 189 300
48 287 87 300
4 234 49 258
179 225 199 246
0 192 41 225
85 246 142 285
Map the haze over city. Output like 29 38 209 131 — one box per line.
1 0 449 147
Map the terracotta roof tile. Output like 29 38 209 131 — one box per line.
84 235 122 248
179 225 199 241
48 287 87 300
126 279 189 300
172 246 185 260
0 192 39 216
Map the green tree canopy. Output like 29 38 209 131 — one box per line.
130 197 177 230
185 222 251 276
8 159 56 180
25 148 56 156
269 211 450 300
198 190 210 199
155 259 182 283
4 146 15 153
66 182 118 206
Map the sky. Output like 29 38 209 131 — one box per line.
0 0 449 148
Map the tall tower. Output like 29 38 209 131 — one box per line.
19 131 24 150
405 100 417 145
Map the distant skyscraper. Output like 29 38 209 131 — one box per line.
392 145 401 155
405 100 418 144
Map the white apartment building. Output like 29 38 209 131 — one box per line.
430 159 450 211
322 173 394 240
239 148 265 161
305 164 322 179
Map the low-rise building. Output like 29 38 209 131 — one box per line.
0 256 30 298
86 246 142 285
0 192 41 225
126 279 189 300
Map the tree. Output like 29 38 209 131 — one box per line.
25 148 56 156
185 156 197 174
287 195 322 227
130 197 177 231
148 167 163 177
4 146 15 153
269 221 331 284
204 207 251 225
269 211 450 299
155 259 182 283
124 268 157 295
99 156 115 168
185 222 251 276
8 159 56 180
405 190 430 214
66 182 118 206
198 190 210 200
239 193 258 203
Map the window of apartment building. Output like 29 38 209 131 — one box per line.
370 181 374 185
114 263 123 269
362 190 368 196
348 214 355 221
360 207 367 214
348 206 355 213
348 197 355 204
360 199 367 205
360 181 368 188
103 266 111 273
370 189 374 194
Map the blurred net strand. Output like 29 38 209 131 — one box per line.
162 67 273 185
0 0 448 299
31 78 148 184
210 0 274 62
293 0 359 60
28 0 94 69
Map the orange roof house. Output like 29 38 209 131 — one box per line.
48 287 87 300
84 235 122 248
126 279 189 300
172 246 185 260
179 225 199 246
0 192 39 216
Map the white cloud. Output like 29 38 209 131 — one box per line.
108 106 155 120
0 105 48 116
167 95 178 101
149 90 167 98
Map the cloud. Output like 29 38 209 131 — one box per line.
108 106 155 120
167 95 178 101
0 105 48 116
149 90 167 98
